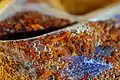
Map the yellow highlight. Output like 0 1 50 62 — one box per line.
0 0 10 9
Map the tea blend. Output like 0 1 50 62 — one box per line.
0 19 119 80
0 11 72 40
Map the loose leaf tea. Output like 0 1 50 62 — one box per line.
0 11 72 40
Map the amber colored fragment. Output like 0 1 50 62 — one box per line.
31 24 44 31
42 69 52 79
105 57 116 63
115 66 120 70
15 24 21 31
51 32 71 42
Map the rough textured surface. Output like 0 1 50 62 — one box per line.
94 45 115 57
0 11 72 40
0 19 119 80
61 56 112 80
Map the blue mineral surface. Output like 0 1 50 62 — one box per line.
94 45 115 57
61 55 112 80
115 15 120 20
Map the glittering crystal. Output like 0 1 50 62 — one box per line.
61 55 112 80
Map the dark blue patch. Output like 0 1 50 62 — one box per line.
114 15 120 23
94 45 114 57
61 56 112 80
115 15 120 19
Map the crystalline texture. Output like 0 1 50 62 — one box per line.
61 56 112 80
94 45 115 57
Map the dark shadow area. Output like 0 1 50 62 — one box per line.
0 22 77 40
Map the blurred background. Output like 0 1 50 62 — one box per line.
0 0 120 21
28 0 118 14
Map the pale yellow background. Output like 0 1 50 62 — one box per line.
29 0 118 14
